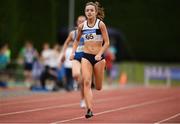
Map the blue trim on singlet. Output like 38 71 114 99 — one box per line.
73 30 84 62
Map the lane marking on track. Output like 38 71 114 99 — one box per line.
51 96 177 123
0 90 157 117
0 94 132 116
0 88 155 106
1 97 64 106
0 103 79 116
0 93 76 106
0 87 146 106
0 91 178 118
154 112 180 124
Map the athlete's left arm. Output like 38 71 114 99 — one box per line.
98 21 110 56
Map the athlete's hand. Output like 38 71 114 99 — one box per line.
70 53 75 61
95 54 102 61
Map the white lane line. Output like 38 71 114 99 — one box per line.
50 116 85 124
0 93 75 106
0 97 64 106
0 88 143 106
51 96 176 123
0 94 129 117
154 112 180 124
0 103 79 116
0 87 157 106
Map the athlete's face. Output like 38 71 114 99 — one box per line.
85 5 97 20
77 16 86 26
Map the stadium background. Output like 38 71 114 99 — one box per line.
0 1 179 122
0 0 180 86
0 0 179 62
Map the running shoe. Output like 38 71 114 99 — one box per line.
80 100 86 108
85 109 93 118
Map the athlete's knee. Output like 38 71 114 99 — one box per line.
73 74 80 81
83 78 91 88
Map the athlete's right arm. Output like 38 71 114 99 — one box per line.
60 31 74 62
61 31 73 54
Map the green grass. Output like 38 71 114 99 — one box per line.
117 61 180 86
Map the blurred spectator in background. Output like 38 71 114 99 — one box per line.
105 46 116 85
31 55 44 90
0 44 11 88
0 43 11 69
63 42 74 91
18 41 38 88
41 43 52 68
40 43 62 91
2 43 11 64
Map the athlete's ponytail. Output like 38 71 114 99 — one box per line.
85 1 105 21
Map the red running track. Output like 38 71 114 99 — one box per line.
0 87 180 123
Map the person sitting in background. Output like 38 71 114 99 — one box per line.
31 55 44 90
40 43 62 91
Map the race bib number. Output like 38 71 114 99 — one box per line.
85 34 94 40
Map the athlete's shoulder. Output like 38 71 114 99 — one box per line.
69 29 76 33
98 20 107 31
98 20 105 27
67 30 74 37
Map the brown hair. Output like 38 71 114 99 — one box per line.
85 1 105 21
